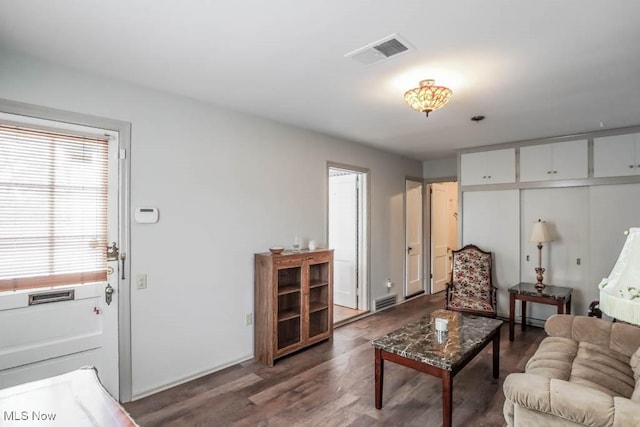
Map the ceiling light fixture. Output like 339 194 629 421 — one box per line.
404 79 452 117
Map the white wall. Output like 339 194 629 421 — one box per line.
461 179 640 322
0 47 422 398
462 190 520 317
520 188 590 320
423 157 456 179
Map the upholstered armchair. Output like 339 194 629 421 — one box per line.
445 244 497 318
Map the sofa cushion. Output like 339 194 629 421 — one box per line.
545 315 640 357
570 341 634 398
525 336 634 398
526 337 577 380
630 347 640 401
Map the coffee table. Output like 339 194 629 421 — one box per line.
372 309 503 427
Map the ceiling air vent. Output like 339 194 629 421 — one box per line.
345 34 413 65
374 38 408 57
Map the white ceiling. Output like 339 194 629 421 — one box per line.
1 1 639 160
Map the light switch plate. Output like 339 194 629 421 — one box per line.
136 273 147 290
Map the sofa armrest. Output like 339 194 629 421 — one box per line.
504 373 640 426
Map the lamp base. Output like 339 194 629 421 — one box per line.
535 267 545 292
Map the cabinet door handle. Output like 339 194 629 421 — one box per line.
553 170 557 174
482 175 487 179
487 175 491 178
630 165 635 168
547 171 551 174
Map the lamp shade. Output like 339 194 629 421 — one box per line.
530 220 553 243
599 228 640 325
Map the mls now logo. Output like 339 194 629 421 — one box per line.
4 411 57 421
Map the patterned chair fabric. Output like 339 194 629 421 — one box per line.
445 244 497 317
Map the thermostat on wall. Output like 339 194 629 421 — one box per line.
135 207 159 224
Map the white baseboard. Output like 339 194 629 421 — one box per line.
131 353 254 401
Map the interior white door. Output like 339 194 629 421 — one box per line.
329 173 358 309
405 179 423 297
0 127 120 398
431 183 449 293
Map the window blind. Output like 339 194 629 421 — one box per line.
0 123 109 291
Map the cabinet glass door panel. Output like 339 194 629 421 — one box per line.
277 292 301 321
308 262 329 287
276 266 302 350
309 309 329 338
278 266 301 293
277 318 301 350
308 262 330 339
309 285 329 312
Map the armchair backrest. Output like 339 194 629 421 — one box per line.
451 244 492 301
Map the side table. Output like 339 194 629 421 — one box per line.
508 282 572 341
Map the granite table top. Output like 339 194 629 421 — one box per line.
372 309 503 371
508 282 573 300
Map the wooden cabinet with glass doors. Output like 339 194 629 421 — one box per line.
254 249 333 366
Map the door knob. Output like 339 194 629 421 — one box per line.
105 284 114 305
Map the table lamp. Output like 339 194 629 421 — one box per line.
530 219 553 291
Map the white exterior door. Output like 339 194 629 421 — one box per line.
329 173 358 309
431 183 449 293
405 180 423 297
0 118 121 399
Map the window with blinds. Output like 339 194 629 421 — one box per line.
0 123 109 292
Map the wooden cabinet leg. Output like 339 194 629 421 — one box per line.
521 301 527 332
375 348 384 409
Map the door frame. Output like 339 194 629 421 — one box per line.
424 176 459 295
326 161 370 312
0 98 133 402
403 176 425 298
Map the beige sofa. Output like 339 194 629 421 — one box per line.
503 315 640 426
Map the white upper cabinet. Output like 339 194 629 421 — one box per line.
519 140 588 182
593 133 640 177
460 148 515 186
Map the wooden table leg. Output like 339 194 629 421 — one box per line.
509 293 515 341
566 296 572 314
521 301 527 332
375 348 384 409
442 370 453 427
557 299 564 314
493 329 500 379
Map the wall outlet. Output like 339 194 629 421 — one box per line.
386 278 393 289
136 273 147 290
245 313 253 326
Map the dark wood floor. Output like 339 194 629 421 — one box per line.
125 294 545 426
